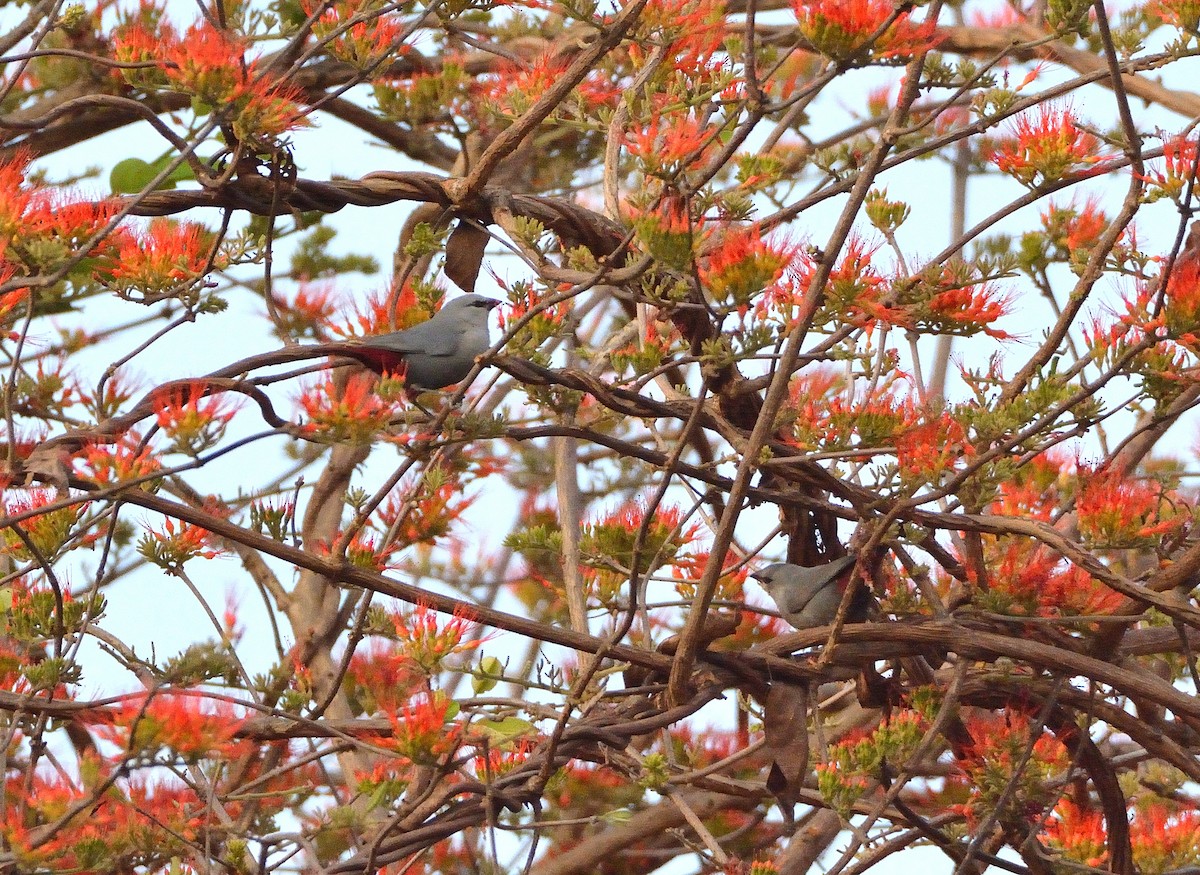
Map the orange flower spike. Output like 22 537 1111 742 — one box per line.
162 21 249 106
105 218 217 297
329 286 411 339
0 281 31 332
816 236 891 326
78 434 160 485
485 52 570 117
1148 0 1200 32
1077 467 1179 549
346 642 423 712
700 226 802 311
1139 135 1198 200
1131 806 1200 873
1163 223 1200 340
955 708 1071 825
474 737 536 778
495 284 568 341
152 380 239 456
989 451 1071 521
925 278 1011 338
895 413 974 481
991 105 1106 187
638 0 726 70
137 516 224 570
1043 799 1108 868
0 150 34 237
792 0 939 61
296 372 400 444
392 604 482 674
985 541 1062 614
77 367 140 420
336 530 392 572
20 197 123 270
111 8 178 89
234 80 311 139
1041 562 1124 617
374 472 475 548
272 282 340 339
307 0 408 67
1051 198 1109 252
0 490 87 562
106 694 246 759
388 692 460 762
625 115 717 178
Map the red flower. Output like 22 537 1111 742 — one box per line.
792 0 939 61
1163 224 1200 343
105 218 217 299
700 226 802 311
113 18 309 139
306 0 408 68
633 0 726 73
78 433 161 485
385 691 461 762
151 380 238 455
1130 805 1200 872
271 282 340 339
990 105 1106 187
1043 798 1108 868
810 236 896 327
296 372 401 443
0 150 34 237
1137 135 1196 199
955 707 1070 825
346 641 424 713
482 52 570 119
102 693 247 758
375 472 476 548
625 114 719 178
1077 466 1179 549
1 489 91 563
895 412 973 480
984 542 1124 618
137 515 224 570
391 603 483 674
1148 0 1200 32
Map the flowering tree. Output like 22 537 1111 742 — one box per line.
3 0 1200 871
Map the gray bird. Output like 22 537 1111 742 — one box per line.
342 294 500 390
751 555 870 630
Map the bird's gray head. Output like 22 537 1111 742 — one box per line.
442 294 501 316
749 563 793 588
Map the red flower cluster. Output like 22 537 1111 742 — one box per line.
792 0 939 61
112 14 308 140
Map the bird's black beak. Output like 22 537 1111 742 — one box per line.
485 299 501 310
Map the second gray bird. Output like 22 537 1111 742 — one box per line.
751 555 870 630
342 294 500 390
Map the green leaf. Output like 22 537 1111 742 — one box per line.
472 655 503 694
110 156 196 194
474 717 536 743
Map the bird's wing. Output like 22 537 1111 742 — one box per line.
771 583 819 616
363 318 457 356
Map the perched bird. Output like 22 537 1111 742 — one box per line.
751 555 871 630
341 294 500 390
